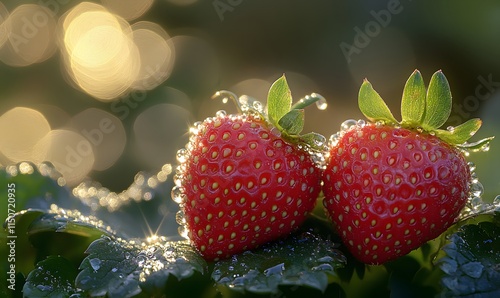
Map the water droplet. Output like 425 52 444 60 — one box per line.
317 256 334 263
480 142 490 152
468 162 476 172
470 182 484 197
311 93 328 110
111 267 118 272
36 285 54 292
137 255 146 267
216 110 227 118
176 148 188 163
447 126 455 132
171 186 185 204
89 258 101 271
175 210 186 225
263 262 285 277
329 133 340 147
178 225 189 239
340 119 358 132
312 263 334 271
357 119 366 127
252 100 264 113
18 162 34 174
493 195 500 206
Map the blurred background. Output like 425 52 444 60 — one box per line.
0 0 499 212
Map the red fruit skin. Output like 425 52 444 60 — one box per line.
178 114 321 260
322 124 470 264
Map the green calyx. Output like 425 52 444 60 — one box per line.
359 69 494 148
267 75 327 151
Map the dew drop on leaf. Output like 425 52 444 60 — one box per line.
311 263 334 271
89 258 101 271
263 263 285 277
314 95 328 110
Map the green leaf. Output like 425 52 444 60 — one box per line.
358 79 398 124
422 70 452 130
437 212 500 297
23 256 79 298
300 132 328 151
290 93 326 110
434 118 483 145
457 136 494 153
278 109 304 135
401 69 426 126
27 205 117 239
267 75 292 128
212 231 346 295
76 236 206 298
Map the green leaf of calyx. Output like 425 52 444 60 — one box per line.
267 75 292 129
278 109 304 136
436 212 500 297
212 231 346 295
76 236 206 298
422 70 452 131
359 79 398 124
401 69 426 127
434 118 483 145
457 136 494 153
290 93 325 110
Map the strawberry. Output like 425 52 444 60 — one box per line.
172 76 327 261
322 70 493 265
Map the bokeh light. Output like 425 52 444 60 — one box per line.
71 108 126 171
32 129 95 186
102 0 155 21
0 107 51 163
0 2 9 49
0 4 57 67
60 3 140 101
130 21 174 91
133 102 194 169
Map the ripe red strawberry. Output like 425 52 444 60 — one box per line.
172 76 327 261
322 70 492 265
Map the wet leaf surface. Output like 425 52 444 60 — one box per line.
23 256 80 298
76 235 206 298
212 230 346 295
437 212 500 297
